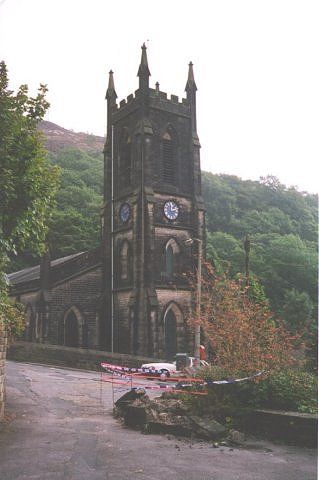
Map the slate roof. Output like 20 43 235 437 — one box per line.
7 252 85 286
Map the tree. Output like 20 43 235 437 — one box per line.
0 61 59 257
48 208 100 258
206 231 244 275
280 288 314 339
44 148 103 260
0 61 59 336
251 233 317 310
190 261 300 376
202 171 318 242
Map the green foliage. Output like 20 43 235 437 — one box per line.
47 149 103 194
1 257 25 340
202 172 318 242
280 289 314 333
48 208 100 258
195 366 317 414
0 61 59 257
250 233 317 307
204 172 318 346
206 231 244 275
245 274 268 305
192 366 262 416
250 369 318 414
7 148 104 268
45 148 103 259
0 61 58 338
0 293 25 342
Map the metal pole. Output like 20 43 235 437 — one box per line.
111 125 114 353
185 237 201 368
194 239 201 368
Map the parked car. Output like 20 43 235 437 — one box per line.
140 361 177 378
141 357 209 378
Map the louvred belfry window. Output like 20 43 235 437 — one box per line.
162 128 177 184
119 128 132 187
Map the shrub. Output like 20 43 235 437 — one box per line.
0 299 25 344
189 262 300 377
251 369 318 414
195 366 317 414
0 266 26 344
194 366 260 415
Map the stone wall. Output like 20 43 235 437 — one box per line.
7 341 159 372
0 323 7 421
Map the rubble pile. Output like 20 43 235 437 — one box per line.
114 389 245 444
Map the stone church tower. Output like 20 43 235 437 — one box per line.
101 45 205 357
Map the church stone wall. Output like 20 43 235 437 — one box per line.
113 290 131 353
156 288 193 355
14 291 38 307
49 267 102 348
156 288 192 310
12 267 102 349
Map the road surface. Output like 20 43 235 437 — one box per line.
0 361 316 480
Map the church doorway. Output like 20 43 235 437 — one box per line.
65 311 79 347
164 309 177 359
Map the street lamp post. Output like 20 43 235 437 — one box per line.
185 237 202 369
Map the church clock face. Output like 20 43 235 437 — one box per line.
119 203 130 223
163 201 179 220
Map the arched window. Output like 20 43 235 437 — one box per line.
162 302 185 359
63 306 85 348
164 309 177 359
65 311 79 347
162 125 178 184
119 128 131 187
165 244 174 279
25 305 34 342
120 240 132 281
164 238 180 280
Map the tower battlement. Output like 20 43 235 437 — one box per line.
114 86 190 117
106 45 196 121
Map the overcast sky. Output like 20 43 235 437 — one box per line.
0 0 318 194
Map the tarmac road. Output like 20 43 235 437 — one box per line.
0 361 317 480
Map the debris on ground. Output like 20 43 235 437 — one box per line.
114 390 247 445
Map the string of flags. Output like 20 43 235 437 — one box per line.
100 362 265 395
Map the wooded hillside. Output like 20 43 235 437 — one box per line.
202 171 317 339
8 123 318 343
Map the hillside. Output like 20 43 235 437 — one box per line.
10 121 316 349
39 121 105 154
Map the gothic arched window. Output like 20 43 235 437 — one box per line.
119 128 132 187
25 304 34 342
63 306 85 348
162 302 185 359
164 238 180 280
120 240 132 281
65 311 79 347
164 309 177 359
165 244 174 279
162 126 178 184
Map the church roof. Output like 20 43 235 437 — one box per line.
7 252 85 286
